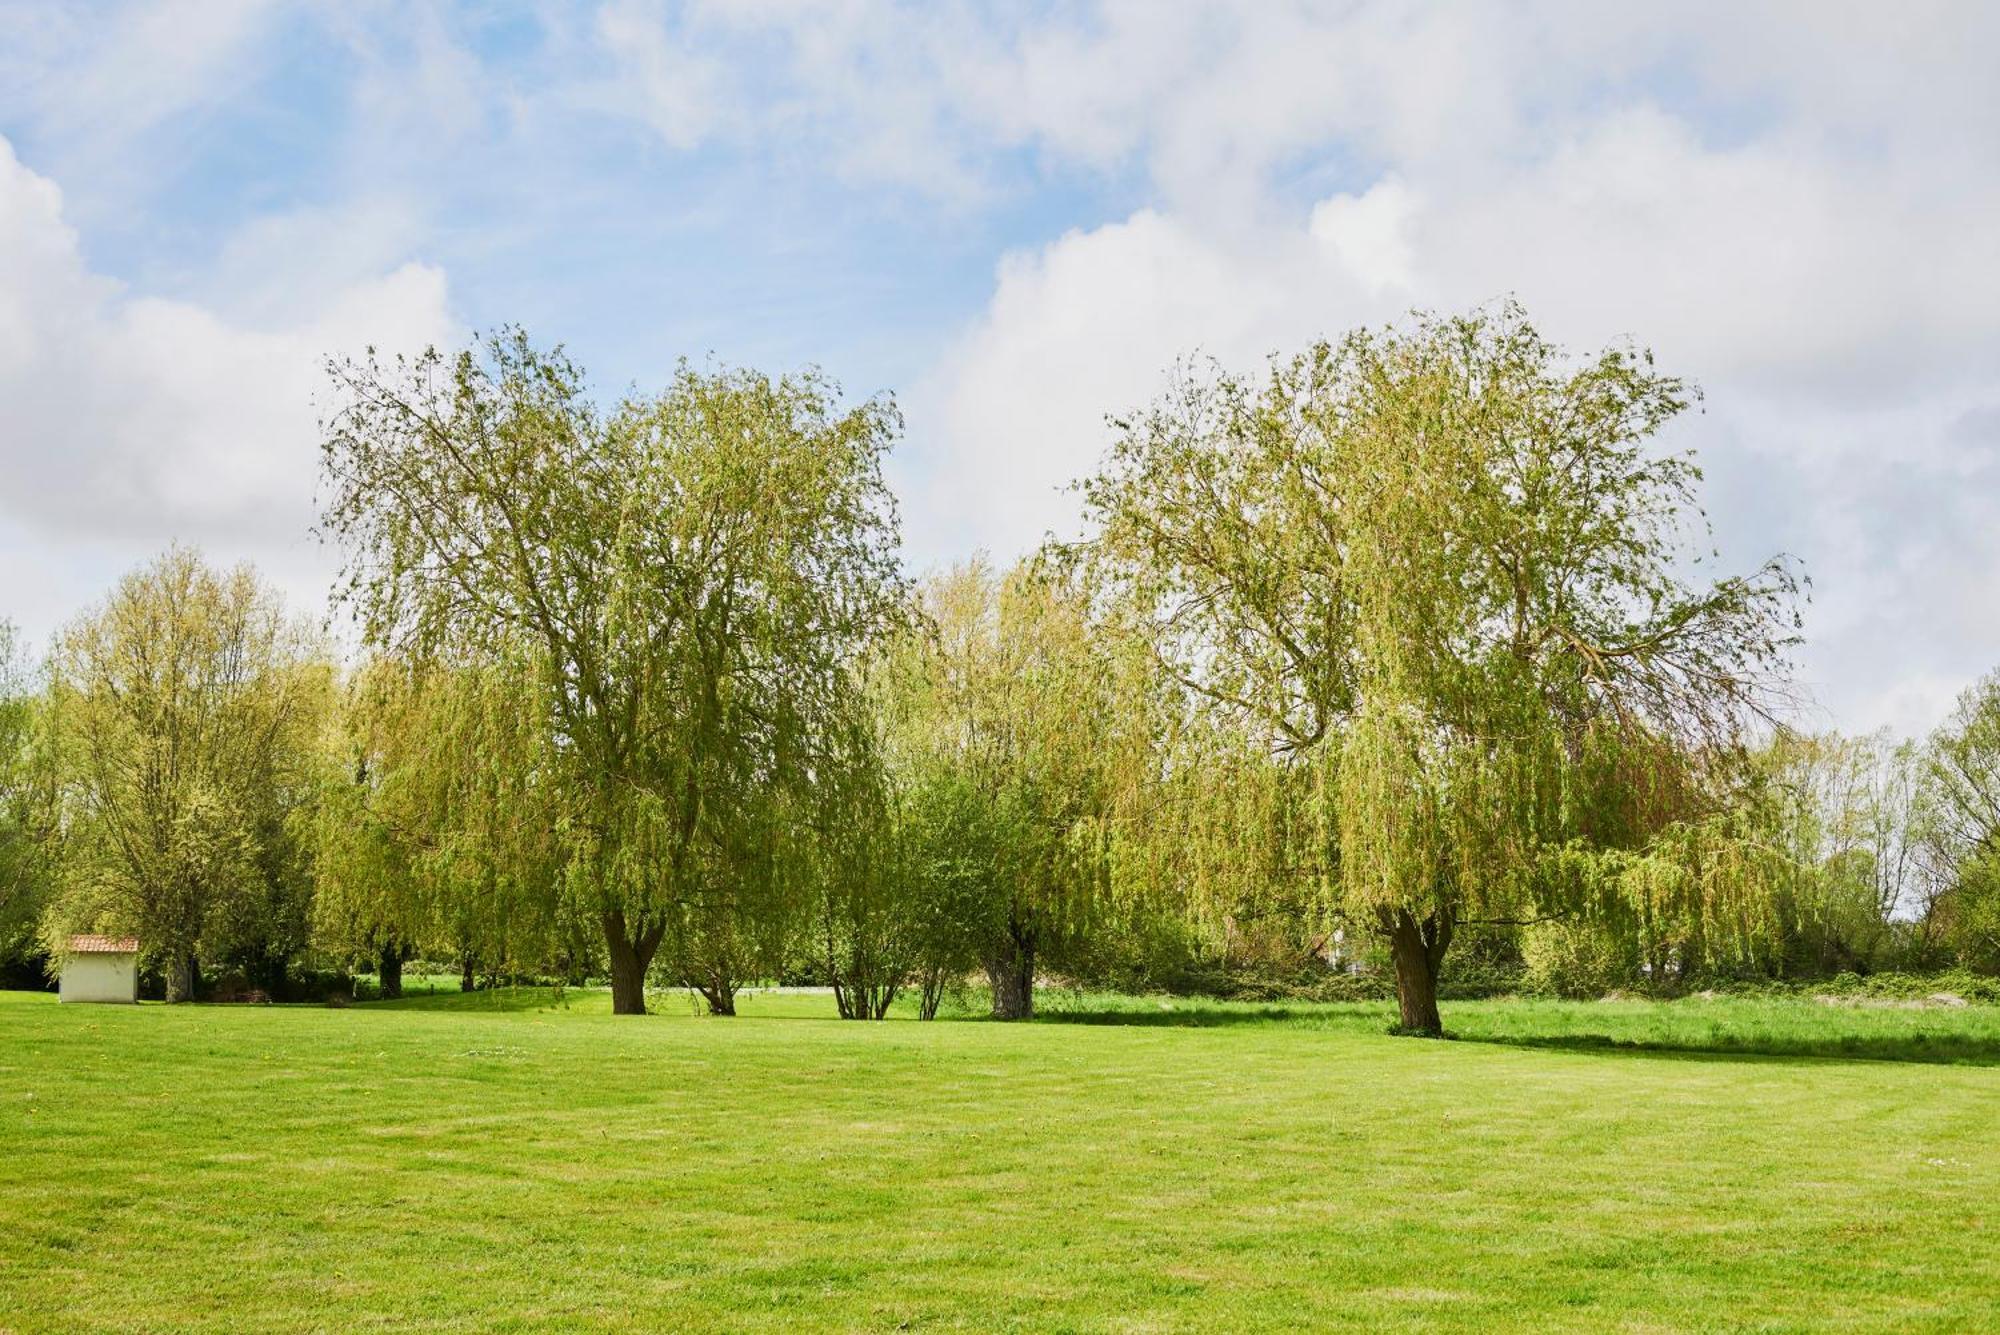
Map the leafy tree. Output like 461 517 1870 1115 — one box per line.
879 560 1152 1018
0 623 50 973
312 660 427 996
42 549 326 1001
320 331 907 1013
889 768 1003 1019
1923 671 2000 969
1081 304 1799 1032
797 723 913 1020
1749 730 1923 975
314 651 567 997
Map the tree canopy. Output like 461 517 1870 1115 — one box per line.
1081 304 1802 1030
318 330 908 1012
18 306 2000 1020
42 549 326 1001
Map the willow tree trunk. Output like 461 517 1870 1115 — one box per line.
164 951 195 1004
696 980 738 1016
460 955 476 992
1384 908 1453 1036
985 930 1036 1021
833 980 896 1021
378 943 404 1001
918 967 946 1021
604 910 664 1015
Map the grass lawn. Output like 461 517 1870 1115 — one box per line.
1 988 1996 1333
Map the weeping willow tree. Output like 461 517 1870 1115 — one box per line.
1920 671 2000 968
0 624 49 967
791 705 913 1021
1083 303 1800 1032
313 648 568 997
1099 702 1329 975
875 559 1156 1018
320 331 907 1014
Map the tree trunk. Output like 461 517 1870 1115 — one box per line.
603 910 664 1015
260 952 289 1003
460 954 476 992
164 951 195 1005
692 964 738 1016
1384 908 1453 1036
918 967 945 1021
828 946 898 1021
378 943 404 1001
986 930 1035 1020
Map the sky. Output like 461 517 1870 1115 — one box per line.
0 1 1996 737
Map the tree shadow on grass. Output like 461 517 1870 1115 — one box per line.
1452 1029 2000 1068
1033 1004 1378 1029
1032 1003 2000 1066
364 986 579 1013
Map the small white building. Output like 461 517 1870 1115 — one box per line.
59 935 140 1004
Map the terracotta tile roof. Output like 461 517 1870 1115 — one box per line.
67 934 139 954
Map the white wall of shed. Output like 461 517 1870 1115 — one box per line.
59 953 138 1003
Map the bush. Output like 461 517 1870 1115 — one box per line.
1812 968 2000 1004
1132 954 1394 1003
1438 954 1526 999
1522 921 1634 999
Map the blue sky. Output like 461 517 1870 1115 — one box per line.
5 2 1145 391
2 2 1998 736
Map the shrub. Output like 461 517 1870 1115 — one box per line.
1438 954 1526 999
1814 968 2000 1004
1522 921 1634 998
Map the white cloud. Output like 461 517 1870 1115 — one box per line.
901 208 1384 564
578 3 2000 212
1411 109 2000 402
0 136 459 648
1309 179 1419 296
592 0 730 151
0 0 283 216
901 5 2000 736
4 0 1998 739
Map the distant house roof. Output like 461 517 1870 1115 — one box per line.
67 935 139 954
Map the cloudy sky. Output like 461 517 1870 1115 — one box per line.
1 1 1996 735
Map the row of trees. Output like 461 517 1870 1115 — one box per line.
4 306 1997 1030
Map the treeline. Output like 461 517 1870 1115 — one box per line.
1 306 1996 1029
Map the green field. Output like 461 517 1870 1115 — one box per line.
2 989 1997 1333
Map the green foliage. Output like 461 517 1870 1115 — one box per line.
319 331 909 1011
312 651 570 985
1081 303 1802 1028
1955 855 2000 971
888 769 1002 1016
1520 920 1636 999
40 549 328 1000
16 305 2000 1016
0 622 48 970
1923 670 2000 969
1818 967 2000 1004
871 559 1155 1016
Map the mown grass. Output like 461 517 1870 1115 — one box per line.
1036 990 2000 1065
2 988 1996 1332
